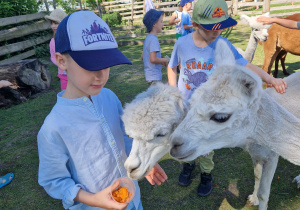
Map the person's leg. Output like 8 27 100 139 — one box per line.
178 161 195 186
198 151 214 196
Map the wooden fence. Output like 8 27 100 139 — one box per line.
0 13 52 65
106 0 300 46
1 0 299 64
100 0 300 25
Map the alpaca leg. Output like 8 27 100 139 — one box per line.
274 50 286 78
280 51 290 76
257 154 279 210
248 159 263 206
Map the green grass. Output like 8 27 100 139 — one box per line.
1 23 300 209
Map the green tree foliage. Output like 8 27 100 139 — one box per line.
102 11 122 27
0 0 40 18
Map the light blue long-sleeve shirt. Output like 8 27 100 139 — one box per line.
37 88 141 209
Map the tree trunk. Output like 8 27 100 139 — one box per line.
44 0 49 12
53 0 57 9
79 0 83 10
0 59 51 108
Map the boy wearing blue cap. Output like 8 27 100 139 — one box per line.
37 10 167 209
180 0 194 36
168 0 287 197
142 9 169 85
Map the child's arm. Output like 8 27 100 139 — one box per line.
169 12 180 25
150 52 169 67
49 38 58 66
145 163 168 185
245 63 287 93
167 66 178 87
257 16 299 29
183 24 193 30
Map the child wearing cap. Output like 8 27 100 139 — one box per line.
142 9 169 85
37 10 167 210
169 1 183 40
180 0 194 36
44 9 68 90
168 0 287 197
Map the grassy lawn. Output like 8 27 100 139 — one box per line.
1 22 300 209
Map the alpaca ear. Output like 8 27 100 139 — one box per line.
231 68 262 102
215 39 235 67
240 14 250 24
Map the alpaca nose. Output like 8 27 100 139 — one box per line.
170 137 184 157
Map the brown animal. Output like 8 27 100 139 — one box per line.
262 13 300 77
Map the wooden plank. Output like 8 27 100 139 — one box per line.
0 49 36 65
118 39 176 46
0 34 52 57
270 0 299 4
101 0 131 6
105 1 143 9
115 29 175 39
270 5 300 11
153 2 177 6
123 14 144 20
120 10 144 16
270 11 300 17
0 20 51 42
0 12 47 27
107 5 144 12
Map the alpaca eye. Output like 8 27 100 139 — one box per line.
156 134 166 138
210 113 231 123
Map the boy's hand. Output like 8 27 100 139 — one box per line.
93 181 129 210
75 183 128 210
162 58 169 67
266 77 287 94
145 163 168 185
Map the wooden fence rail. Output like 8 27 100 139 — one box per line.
0 13 51 65
99 0 300 24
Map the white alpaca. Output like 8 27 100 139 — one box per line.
169 39 300 210
122 83 187 180
236 13 271 62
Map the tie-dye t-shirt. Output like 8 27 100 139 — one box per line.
169 34 248 101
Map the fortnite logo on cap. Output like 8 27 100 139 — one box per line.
82 20 114 46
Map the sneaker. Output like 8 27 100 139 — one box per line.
178 161 195 186
197 173 214 197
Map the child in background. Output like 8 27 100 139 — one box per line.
257 16 300 29
142 9 169 85
168 0 286 197
44 9 68 90
180 0 194 36
169 1 183 40
38 11 167 209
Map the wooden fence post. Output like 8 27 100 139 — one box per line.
232 0 238 15
131 0 134 26
263 0 270 13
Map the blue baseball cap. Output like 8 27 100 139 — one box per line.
143 9 164 33
180 0 194 7
55 10 132 71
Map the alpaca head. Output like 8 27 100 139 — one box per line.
169 39 263 161
240 13 271 42
122 83 187 180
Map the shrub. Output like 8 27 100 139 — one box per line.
0 0 40 18
102 12 122 27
